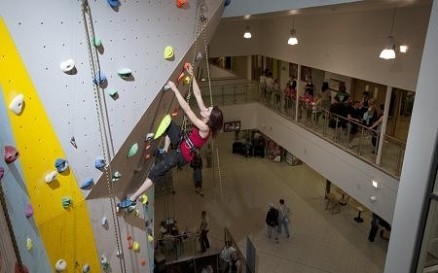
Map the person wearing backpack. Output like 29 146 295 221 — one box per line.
265 203 279 243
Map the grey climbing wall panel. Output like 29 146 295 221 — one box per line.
0 0 225 272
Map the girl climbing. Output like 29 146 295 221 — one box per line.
118 63 223 208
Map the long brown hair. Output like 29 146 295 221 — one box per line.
207 106 223 138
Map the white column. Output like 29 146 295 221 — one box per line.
385 1 438 272
375 85 391 165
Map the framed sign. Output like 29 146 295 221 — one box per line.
223 121 241 132
328 78 345 91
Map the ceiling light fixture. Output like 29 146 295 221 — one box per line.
243 26 252 39
287 17 298 46
379 8 397 60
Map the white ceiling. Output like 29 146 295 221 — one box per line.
223 0 432 21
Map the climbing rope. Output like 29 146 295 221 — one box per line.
198 0 225 201
81 1 126 272
0 182 25 272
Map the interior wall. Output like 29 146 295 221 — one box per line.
0 1 225 272
221 103 398 223
210 4 431 92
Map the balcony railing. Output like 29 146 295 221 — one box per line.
199 80 405 179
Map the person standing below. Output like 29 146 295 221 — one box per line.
219 241 236 273
258 70 267 101
277 199 290 238
265 203 279 243
199 210 210 252
190 153 204 196
229 252 242 273
264 71 274 104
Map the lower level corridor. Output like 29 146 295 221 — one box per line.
155 132 389 273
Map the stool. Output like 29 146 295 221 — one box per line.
354 207 364 223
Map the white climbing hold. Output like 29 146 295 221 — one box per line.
9 94 25 115
55 259 67 272
45 171 58 183
101 216 108 226
59 59 75 73
82 264 90 273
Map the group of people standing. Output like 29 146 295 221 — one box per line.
265 199 291 243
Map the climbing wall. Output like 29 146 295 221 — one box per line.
0 0 226 272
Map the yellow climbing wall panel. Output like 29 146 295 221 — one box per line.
0 18 99 272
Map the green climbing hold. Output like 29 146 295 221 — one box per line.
94 37 102 47
127 143 139 158
154 114 171 140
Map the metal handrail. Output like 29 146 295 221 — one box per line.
196 80 406 178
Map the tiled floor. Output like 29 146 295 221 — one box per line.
155 132 388 273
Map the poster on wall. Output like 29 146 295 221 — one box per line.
301 66 312 81
223 121 241 132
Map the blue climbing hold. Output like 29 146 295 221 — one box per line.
94 157 106 169
224 0 231 7
80 178 94 189
55 158 69 173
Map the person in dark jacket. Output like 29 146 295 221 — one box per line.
265 203 279 243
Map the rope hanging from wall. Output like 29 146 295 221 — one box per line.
81 1 127 273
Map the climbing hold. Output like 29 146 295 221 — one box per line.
93 71 106 86
62 197 72 209
26 237 33 250
183 62 191 70
163 84 171 91
127 143 139 158
45 171 58 183
183 75 191 85
163 46 174 60
94 37 102 47
100 255 109 270
82 264 90 273
140 194 148 205
80 178 94 190
171 107 179 117
140 258 146 266
101 216 108 226
55 259 67 272
107 0 119 7
144 153 150 160
154 114 171 140
4 146 19 164
70 136 77 149
14 262 29 273
147 234 154 242
54 158 69 173
59 59 75 73
224 0 231 6
117 68 132 79
176 0 188 8
145 133 154 141
108 89 118 99
0 167 4 180
195 52 203 61
24 204 33 218
112 171 122 182
126 234 132 240
9 94 25 115
132 241 140 252
177 71 185 83
116 250 123 257
94 157 106 169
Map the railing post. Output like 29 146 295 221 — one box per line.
376 86 392 165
